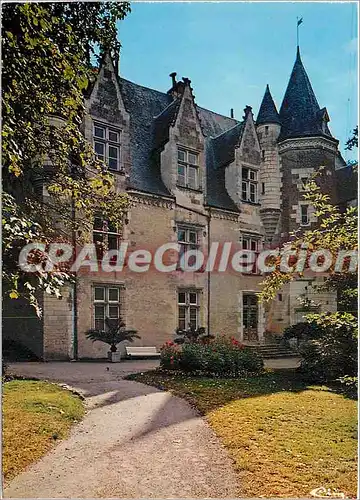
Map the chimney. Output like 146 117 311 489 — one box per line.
243 105 252 119
169 72 177 88
182 77 191 86
230 108 234 119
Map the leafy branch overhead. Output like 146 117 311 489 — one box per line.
2 2 131 311
258 169 358 304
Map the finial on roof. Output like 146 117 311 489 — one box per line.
256 85 280 125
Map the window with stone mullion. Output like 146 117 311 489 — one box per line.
177 148 200 190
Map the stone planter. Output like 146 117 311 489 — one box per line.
107 351 121 363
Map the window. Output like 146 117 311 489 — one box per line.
241 235 260 274
300 204 309 226
241 167 258 203
94 123 121 172
93 285 124 330
178 290 200 330
177 148 201 190
177 226 200 270
262 150 265 161
93 216 121 260
261 182 265 195
265 126 269 136
300 177 309 191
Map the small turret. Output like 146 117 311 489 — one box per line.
256 85 282 245
256 84 281 126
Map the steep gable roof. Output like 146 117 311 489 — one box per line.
204 122 244 212
279 47 334 141
118 77 241 211
153 98 181 150
256 85 280 125
120 78 173 197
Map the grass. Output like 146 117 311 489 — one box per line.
3 379 85 481
128 370 358 498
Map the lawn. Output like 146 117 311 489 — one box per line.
128 370 358 498
3 379 85 481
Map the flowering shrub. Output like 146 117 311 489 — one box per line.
160 335 263 377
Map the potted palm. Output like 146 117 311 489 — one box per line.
86 316 140 362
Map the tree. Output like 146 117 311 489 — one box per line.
259 169 357 384
345 126 358 151
2 2 131 313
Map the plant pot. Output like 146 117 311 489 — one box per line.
107 351 121 363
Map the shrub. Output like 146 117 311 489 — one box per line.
338 375 358 398
160 335 264 377
174 325 214 345
283 321 324 346
160 341 182 370
298 313 357 383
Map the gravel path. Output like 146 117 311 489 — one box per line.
5 362 240 498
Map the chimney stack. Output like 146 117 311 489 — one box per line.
230 108 234 118
169 72 177 88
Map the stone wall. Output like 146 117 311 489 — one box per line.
43 286 73 360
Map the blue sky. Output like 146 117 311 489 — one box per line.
118 2 358 160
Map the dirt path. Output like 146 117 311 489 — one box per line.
5 362 240 498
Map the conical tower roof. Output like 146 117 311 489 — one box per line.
256 85 280 125
279 47 333 140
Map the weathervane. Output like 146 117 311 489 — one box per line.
297 17 303 47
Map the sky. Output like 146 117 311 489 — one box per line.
118 1 358 160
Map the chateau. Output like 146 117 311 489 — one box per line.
4 45 357 360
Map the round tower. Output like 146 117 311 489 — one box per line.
256 84 282 245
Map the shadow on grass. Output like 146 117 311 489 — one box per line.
126 368 357 414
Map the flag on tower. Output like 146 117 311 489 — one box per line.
297 17 303 26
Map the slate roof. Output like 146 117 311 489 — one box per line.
256 85 280 125
335 163 358 206
119 77 240 211
205 122 244 212
120 78 173 197
153 98 181 150
279 47 334 141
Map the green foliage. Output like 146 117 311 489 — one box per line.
298 313 357 383
337 376 358 399
259 169 358 386
345 126 358 151
283 321 325 343
86 317 140 352
160 336 264 377
258 170 357 303
174 324 214 345
2 3 130 312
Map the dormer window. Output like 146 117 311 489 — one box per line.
177 148 200 190
94 123 121 172
241 167 258 203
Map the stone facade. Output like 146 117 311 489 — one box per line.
5 46 356 360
